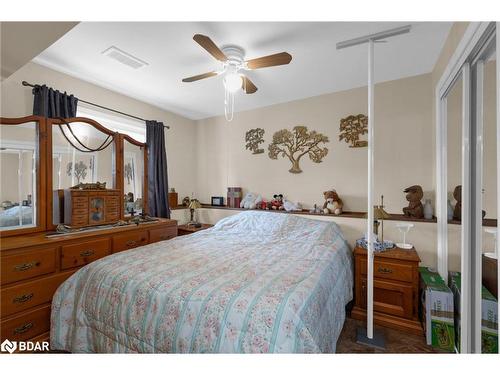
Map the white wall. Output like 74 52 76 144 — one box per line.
195 73 434 214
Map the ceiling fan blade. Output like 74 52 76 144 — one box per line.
182 71 218 82
246 52 292 69
193 34 227 62
242 76 258 94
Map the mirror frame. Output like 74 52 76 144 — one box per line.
121 134 149 219
46 117 123 231
0 116 47 237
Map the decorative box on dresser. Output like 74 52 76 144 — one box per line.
0 218 177 347
351 245 422 335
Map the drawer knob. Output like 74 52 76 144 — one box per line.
14 261 39 272
126 240 137 247
80 249 94 257
13 322 34 335
377 267 393 274
13 293 34 304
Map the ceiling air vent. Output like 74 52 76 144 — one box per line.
101 46 149 69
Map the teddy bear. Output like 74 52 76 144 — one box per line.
402 185 424 218
256 199 269 210
323 190 343 215
270 194 284 210
240 192 263 209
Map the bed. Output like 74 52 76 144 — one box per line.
0 205 33 227
50 211 353 353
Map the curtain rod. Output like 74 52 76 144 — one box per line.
21 81 170 129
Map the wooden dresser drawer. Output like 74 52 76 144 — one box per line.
112 231 148 253
61 238 110 270
1 305 51 342
149 226 177 243
360 258 414 283
1 271 74 318
1 248 57 285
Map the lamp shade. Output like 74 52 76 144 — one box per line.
364 206 390 219
188 199 201 210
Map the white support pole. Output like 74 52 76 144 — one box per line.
366 39 375 340
336 27 411 347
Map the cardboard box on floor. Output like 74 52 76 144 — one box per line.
419 267 455 352
448 271 498 354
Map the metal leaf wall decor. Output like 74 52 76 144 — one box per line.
66 161 88 184
339 114 368 148
268 125 329 174
245 128 265 154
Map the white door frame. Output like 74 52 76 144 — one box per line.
435 21 496 353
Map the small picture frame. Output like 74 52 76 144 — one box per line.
211 196 224 207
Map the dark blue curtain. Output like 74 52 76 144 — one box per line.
32 84 78 117
146 120 170 218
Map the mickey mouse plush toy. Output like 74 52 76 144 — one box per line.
271 194 284 210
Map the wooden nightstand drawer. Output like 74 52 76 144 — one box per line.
177 224 213 236
112 231 148 253
360 258 414 283
360 277 414 319
1 248 57 285
149 226 177 243
61 238 110 270
1 305 51 342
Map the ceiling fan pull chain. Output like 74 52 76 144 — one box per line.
224 87 234 122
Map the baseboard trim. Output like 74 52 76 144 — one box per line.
351 306 423 336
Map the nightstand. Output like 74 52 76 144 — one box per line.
351 245 422 335
177 223 213 236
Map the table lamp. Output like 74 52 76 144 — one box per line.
188 198 202 227
364 195 390 242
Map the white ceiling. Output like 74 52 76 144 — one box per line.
34 22 452 120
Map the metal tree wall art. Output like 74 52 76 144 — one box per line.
66 161 88 184
268 125 329 174
245 128 265 154
339 114 368 148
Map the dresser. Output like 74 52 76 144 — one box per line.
351 246 422 335
0 219 177 346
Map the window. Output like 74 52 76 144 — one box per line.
76 104 146 143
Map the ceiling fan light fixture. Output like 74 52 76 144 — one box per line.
223 72 243 93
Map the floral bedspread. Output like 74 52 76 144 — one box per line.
51 211 353 353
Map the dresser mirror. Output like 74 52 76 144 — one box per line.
0 116 45 234
49 118 118 227
123 135 147 217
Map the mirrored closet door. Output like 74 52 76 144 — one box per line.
472 34 498 354
437 22 498 354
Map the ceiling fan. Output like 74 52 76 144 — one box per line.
182 34 293 95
